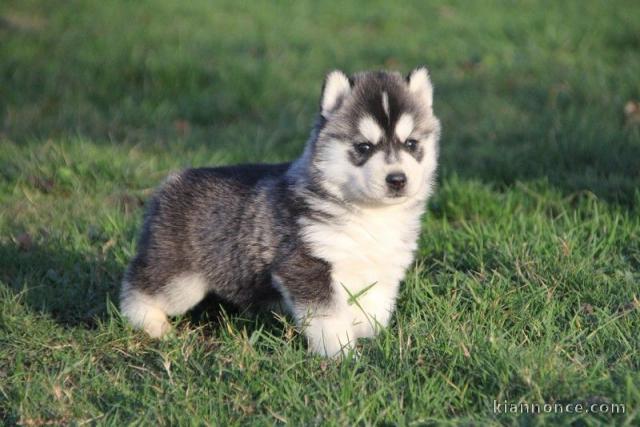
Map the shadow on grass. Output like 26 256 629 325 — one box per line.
436 76 640 207
0 239 280 336
0 241 120 329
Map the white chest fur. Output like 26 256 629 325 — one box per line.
299 201 424 339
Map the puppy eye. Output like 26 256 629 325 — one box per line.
404 138 418 151
354 142 373 155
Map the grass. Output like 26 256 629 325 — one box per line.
1 0 639 424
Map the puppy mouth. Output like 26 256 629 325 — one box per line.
381 193 410 204
387 191 406 198
383 187 421 203
386 189 408 198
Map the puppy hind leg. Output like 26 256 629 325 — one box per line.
120 273 209 338
161 273 209 316
120 281 172 338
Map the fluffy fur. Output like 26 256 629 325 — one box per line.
120 68 441 356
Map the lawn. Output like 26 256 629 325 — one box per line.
1 0 639 425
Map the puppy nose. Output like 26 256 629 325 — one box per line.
386 172 407 190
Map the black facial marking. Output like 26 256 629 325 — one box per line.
348 145 377 167
336 71 429 167
355 89 408 166
401 142 424 162
363 90 402 136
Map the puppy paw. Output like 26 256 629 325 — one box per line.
304 314 356 357
143 315 173 338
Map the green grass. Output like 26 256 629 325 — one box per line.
1 0 639 425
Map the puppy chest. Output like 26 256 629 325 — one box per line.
306 219 419 291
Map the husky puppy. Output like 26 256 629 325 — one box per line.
120 67 440 356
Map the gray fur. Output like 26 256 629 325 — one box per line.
128 163 334 302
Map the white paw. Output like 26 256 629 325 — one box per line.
120 286 172 338
304 313 356 357
142 314 172 338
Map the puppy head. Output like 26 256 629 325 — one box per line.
311 68 440 206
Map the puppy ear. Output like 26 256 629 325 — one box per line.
406 66 433 108
320 70 351 118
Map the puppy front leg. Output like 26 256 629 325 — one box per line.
297 304 356 357
272 255 356 357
